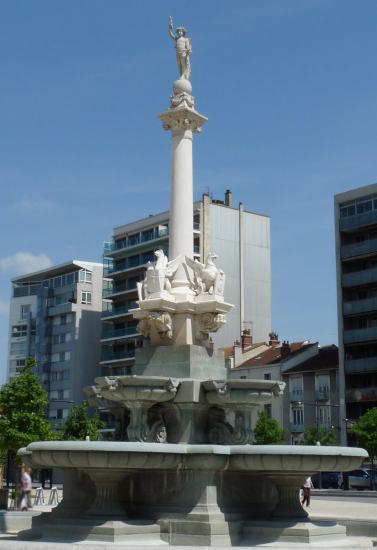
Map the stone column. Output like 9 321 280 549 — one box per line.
159 79 207 295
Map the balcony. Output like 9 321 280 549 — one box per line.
100 349 135 364
289 389 304 402
343 297 377 316
101 304 138 319
101 326 140 341
103 282 138 298
343 327 377 344
339 209 377 232
105 257 154 277
104 228 169 257
315 389 330 401
290 422 304 433
342 267 377 288
47 302 75 317
346 386 377 403
341 238 377 260
345 357 377 374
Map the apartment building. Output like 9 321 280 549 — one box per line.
101 191 271 375
7 260 103 426
335 183 377 443
230 338 340 444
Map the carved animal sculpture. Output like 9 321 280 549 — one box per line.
185 252 222 295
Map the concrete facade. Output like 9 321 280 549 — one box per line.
334 183 377 444
101 190 271 376
7 261 103 425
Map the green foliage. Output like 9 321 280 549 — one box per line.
0 357 53 458
62 400 103 441
300 425 337 446
254 410 286 444
351 407 377 463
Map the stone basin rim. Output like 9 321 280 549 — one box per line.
21 441 368 458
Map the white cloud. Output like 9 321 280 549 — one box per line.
0 302 9 316
0 253 53 275
9 197 57 213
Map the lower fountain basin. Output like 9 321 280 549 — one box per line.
17 441 368 546
19 440 367 473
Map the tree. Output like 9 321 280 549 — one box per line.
351 407 377 489
62 400 103 441
0 357 54 481
254 410 286 444
300 425 337 446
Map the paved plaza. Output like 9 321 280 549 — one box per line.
0 493 375 549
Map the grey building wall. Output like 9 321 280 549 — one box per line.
334 183 377 444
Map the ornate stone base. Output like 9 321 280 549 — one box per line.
134 344 227 379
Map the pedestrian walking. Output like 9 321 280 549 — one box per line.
301 476 313 507
20 466 33 511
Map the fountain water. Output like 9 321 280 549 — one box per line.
18 18 367 547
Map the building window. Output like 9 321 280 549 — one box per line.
79 269 92 283
12 325 27 338
81 291 92 304
20 305 30 320
292 407 304 426
16 359 26 367
264 373 271 380
264 404 272 417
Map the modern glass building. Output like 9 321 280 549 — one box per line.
7 260 103 428
101 191 272 376
335 183 377 443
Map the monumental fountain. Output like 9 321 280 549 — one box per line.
18 18 368 547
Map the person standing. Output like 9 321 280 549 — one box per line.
301 476 313 507
20 466 32 511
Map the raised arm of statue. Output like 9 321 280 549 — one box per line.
168 16 176 41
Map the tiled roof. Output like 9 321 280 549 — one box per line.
283 345 338 373
234 342 313 368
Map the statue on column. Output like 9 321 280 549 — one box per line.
168 16 192 80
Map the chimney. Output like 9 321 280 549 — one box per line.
241 329 252 351
269 331 280 347
280 340 291 359
225 189 232 207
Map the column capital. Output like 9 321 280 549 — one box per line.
159 106 207 134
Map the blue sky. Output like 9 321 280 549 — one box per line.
1 0 377 383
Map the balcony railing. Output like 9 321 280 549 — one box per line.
100 349 135 363
345 356 377 374
104 228 169 255
101 304 138 318
289 389 304 402
343 297 377 316
343 327 377 344
342 267 377 288
101 327 139 340
346 386 377 403
341 238 377 260
103 282 138 297
339 209 377 232
315 389 330 401
105 257 154 275
290 422 304 433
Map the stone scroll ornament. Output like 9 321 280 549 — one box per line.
185 253 226 296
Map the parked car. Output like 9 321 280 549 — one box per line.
344 469 377 489
312 472 341 489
